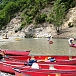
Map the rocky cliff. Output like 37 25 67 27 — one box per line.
1 6 76 38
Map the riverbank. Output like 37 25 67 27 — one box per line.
53 26 76 39
0 6 76 39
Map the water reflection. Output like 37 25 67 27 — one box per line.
1 38 76 56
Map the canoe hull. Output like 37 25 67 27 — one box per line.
9 55 76 65
1 55 76 74
14 65 76 76
15 72 76 76
70 44 76 48
49 41 53 44
0 59 25 74
0 64 24 74
4 50 30 56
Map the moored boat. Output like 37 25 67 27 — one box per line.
14 72 76 76
3 37 9 39
13 64 76 76
0 55 76 74
0 61 25 74
0 57 26 74
70 44 76 48
9 55 76 65
15 38 22 41
4 50 30 56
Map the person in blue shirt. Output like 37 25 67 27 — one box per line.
48 57 56 62
27 58 37 66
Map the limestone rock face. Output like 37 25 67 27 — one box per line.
1 6 76 38
64 7 76 27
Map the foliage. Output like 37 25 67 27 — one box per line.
4 2 18 16
48 0 66 33
35 14 47 24
18 22 26 31
25 15 33 24
0 0 75 31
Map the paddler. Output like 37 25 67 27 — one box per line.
0 50 5 60
68 38 74 45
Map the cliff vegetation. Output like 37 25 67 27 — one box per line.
0 0 76 38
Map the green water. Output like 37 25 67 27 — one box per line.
1 38 76 56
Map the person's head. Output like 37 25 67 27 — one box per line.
68 38 74 44
0 50 5 56
30 57 35 60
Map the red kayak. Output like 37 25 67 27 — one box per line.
70 44 76 48
0 58 25 74
0 56 76 74
0 62 24 74
4 50 30 56
15 72 76 76
13 64 76 76
9 55 76 65
49 41 53 44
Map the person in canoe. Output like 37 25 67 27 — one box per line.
48 35 53 44
27 58 37 66
48 36 51 41
2 33 9 39
68 38 74 46
0 50 5 60
48 57 56 62
45 57 56 62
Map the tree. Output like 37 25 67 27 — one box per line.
50 0 65 34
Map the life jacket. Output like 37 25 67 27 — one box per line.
27 59 37 66
48 58 56 62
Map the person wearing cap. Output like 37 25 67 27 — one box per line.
68 38 74 45
27 58 37 66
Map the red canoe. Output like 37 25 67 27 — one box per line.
49 41 53 44
0 58 25 74
4 50 30 56
0 56 76 73
9 55 76 65
13 64 76 76
70 44 76 48
0 63 24 74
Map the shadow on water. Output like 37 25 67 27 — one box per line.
0 38 76 56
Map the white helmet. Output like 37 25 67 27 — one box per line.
68 38 74 44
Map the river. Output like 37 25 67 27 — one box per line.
0 37 76 56
0 37 76 76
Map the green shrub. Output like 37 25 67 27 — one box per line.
35 14 47 24
71 1 76 8
25 16 33 24
18 22 26 31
